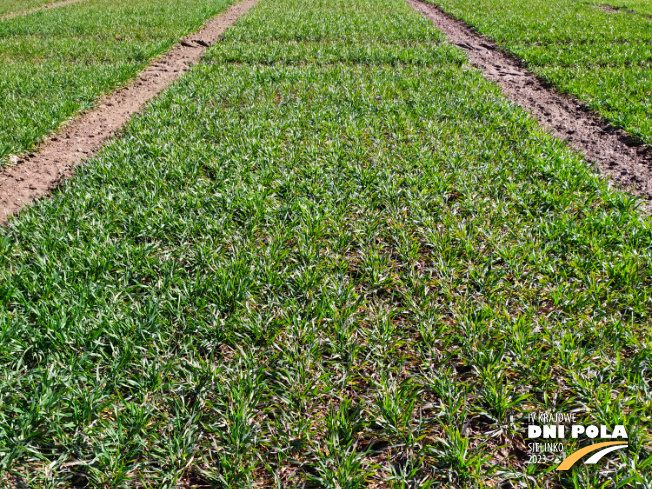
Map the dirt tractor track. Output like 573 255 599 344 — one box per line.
0 0 85 21
1 0 652 224
409 0 652 207
0 0 259 224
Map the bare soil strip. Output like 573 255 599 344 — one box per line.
0 0 85 21
595 4 627 13
0 0 259 224
408 0 652 205
594 4 652 17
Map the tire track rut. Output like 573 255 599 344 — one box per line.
0 0 259 224
409 0 652 207
1 0 85 21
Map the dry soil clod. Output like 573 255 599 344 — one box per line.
408 0 652 207
0 0 259 224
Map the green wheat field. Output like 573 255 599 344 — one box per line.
0 0 650 486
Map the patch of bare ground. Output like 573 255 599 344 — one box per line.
0 0 259 225
0 0 85 21
594 3 652 17
408 0 652 209
595 4 628 13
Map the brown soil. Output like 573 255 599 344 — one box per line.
594 4 652 18
408 0 652 208
595 4 625 13
0 0 259 224
0 0 84 21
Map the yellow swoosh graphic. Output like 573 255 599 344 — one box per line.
557 441 628 471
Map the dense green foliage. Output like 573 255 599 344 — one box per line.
0 0 233 162
426 0 652 145
0 0 650 487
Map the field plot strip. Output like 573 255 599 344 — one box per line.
0 0 259 224
0 0 83 20
408 0 652 204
